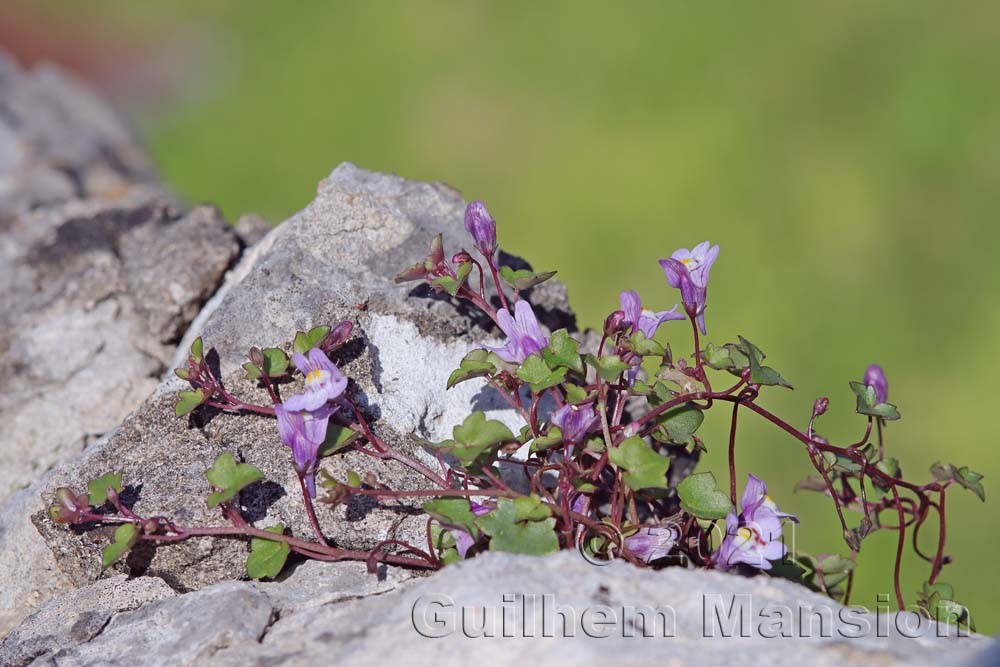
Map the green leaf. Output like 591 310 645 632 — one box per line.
564 384 592 404
318 423 361 457
740 336 791 388
421 412 516 467
205 453 265 508
261 348 290 376
849 381 900 421
529 427 563 452
88 471 124 506
677 472 734 519
446 349 501 389
346 470 362 488
540 329 584 374
627 331 665 357
174 367 190 380
702 342 737 371
917 581 975 631
190 337 204 363
246 524 290 580
431 263 473 297
498 266 557 291
517 355 567 393
102 523 138 569
242 361 262 379
608 436 670 490
293 326 331 355
931 463 985 502
174 389 206 417
423 498 480 534
475 496 559 555
586 354 630 382
650 403 704 448
817 554 857 589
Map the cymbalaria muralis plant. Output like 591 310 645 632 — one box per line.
49 200 984 630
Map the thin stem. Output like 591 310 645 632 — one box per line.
929 489 947 584
727 401 740 506
889 484 907 609
299 474 328 545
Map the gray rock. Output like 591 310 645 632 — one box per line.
4 553 989 666
0 52 158 219
0 575 175 667
29 163 575 598
209 552 990 667
0 195 240 502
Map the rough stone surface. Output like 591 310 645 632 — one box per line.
0 576 176 667
0 53 241 634
2 552 989 666
26 163 574 601
0 52 158 218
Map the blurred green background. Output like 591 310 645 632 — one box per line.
19 1 998 631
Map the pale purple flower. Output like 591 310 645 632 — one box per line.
658 241 720 334
275 403 336 498
486 300 549 364
464 201 498 258
713 473 797 572
619 290 685 339
449 502 491 559
551 402 599 445
864 364 889 404
625 525 681 563
283 348 348 412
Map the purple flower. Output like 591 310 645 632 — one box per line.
864 364 889 404
283 348 348 412
464 201 498 258
551 402 599 445
486 300 549 364
619 290 685 339
713 473 797 572
449 502 491 559
658 241 719 335
625 525 681 563
275 403 336 498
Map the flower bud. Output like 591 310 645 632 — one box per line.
321 321 353 353
48 487 88 524
452 251 473 265
604 310 627 337
813 397 829 417
463 201 497 258
249 346 265 368
864 364 889 404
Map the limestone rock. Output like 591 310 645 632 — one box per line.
29 163 575 597
2 552 989 666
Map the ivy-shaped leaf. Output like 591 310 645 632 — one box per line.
607 436 670 490
102 523 139 569
205 453 265 508
420 412 516 467
517 355 567 393
174 389 206 417
529 427 563 452
931 463 985 502
246 524 290 580
541 329 584 374
585 354 631 382
318 424 362 457
475 496 558 555
190 337 204 364
447 349 501 389
677 472 734 519
650 403 704 449
917 581 975 631
849 381 901 421
431 263 474 297
423 498 480 534
627 331 665 357
739 336 792 389
88 471 124 506
498 266 557 291
293 326 332 355
563 384 592 404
